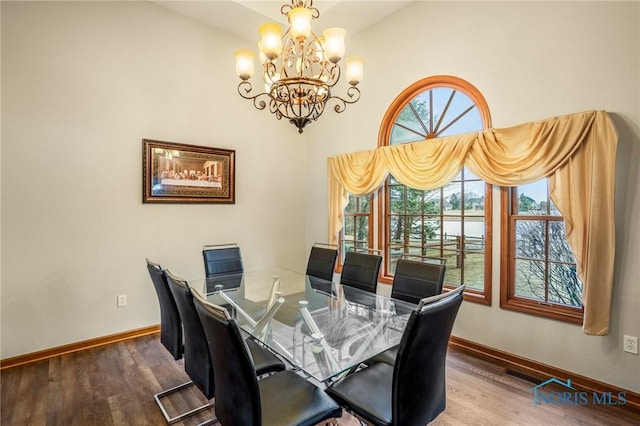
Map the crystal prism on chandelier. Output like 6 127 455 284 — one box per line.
234 0 364 134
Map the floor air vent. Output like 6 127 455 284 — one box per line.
505 369 543 385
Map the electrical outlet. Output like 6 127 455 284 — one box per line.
623 335 638 354
117 294 127 308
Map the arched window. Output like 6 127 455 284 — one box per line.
378 76 492 303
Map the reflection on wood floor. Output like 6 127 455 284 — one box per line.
2 334 638 425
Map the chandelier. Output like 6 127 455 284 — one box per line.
234 0 364 134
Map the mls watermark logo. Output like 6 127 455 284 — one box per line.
532 378 627 407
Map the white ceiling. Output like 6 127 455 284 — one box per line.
153 1 413 42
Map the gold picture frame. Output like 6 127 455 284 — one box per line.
142 139 235 204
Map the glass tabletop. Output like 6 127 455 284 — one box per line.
189 268 417 383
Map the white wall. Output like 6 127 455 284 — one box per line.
307 1 640 392
1 1 307 358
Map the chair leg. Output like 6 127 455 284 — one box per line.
154 380 214 424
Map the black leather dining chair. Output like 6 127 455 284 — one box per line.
146 259 182 361
146 260 213 424
325 287 464 426
163 270 286 424
192 293 343 426
366 258 448 366
340 251 382 310
391 258 446 305
340 251 382 293
202 244 244 278
305 244 338 281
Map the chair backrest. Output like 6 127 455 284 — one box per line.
165 270 215 399
192 293 261 426
305 245 338 281
340 251 382 293
417 284 465 310
202 244 244 278
391 259 446 304
392 290 463 426
146 259 183 360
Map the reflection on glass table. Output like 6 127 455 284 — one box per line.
188 268 416 383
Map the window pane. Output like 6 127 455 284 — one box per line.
423 189 441 213
356 216 369 242
464 219 485 249
389 186 405 214
389 216 403 245
410 94 430 121
390 126 425 145
344 217 354 236
444 182 462 212
359 195 370 213
548 221 574 262
391 101 427 144
548 262 582 307
515 220 545 260
442 250 462 286
464 181 485 215
406 188 423 214
514 259 546 300
434 89 483 138
464 252 484 290
345 195 356 213
423 218 440 243
408 216 422 243
430 88 452 121
517 180 548 215
443 220 461 243
342 194 372 262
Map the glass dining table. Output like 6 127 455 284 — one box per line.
188 268 417 384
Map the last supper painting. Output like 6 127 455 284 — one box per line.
143 139 235 204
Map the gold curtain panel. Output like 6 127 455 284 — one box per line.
327 110 617 336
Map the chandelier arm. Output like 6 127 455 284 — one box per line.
282 1 319 17
328 63 341 86
327 87 362 113
264 61 278 83
237 81 270 111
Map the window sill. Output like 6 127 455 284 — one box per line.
500 298 584 325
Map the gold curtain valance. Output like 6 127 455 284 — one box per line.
327 110 617 335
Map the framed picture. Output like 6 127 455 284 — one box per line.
143 139 235 204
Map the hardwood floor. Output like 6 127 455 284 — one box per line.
2 334 638 425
